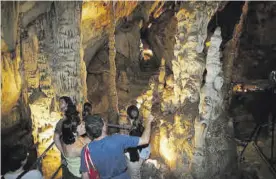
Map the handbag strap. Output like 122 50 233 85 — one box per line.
16 170 29 179
84 145 96 171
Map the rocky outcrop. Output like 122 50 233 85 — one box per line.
133 2 221 178
147 9 177 71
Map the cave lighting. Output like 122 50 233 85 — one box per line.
145 159 160 169
232 83 260 93
205 41 211 47
160 137 176 168
142 48 153 61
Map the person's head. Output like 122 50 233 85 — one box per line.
8 144 29 172
84 114 106 139
82 102 92 118
59 96 74 113
127 105 139 120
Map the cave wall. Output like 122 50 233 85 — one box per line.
233 1 276 81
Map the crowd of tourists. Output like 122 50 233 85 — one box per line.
2 96 154 179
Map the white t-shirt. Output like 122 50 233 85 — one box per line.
4 170 43 179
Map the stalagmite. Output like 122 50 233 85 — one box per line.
192 27 237 179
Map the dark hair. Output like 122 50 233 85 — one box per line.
59 96 74 106
84 102 92 109
127 105 139 119
62 119 77 145
126 105 144 162
62 104 80 145
85 114 104 139
8 144 28 172
65 104 80 127
83 102 92 117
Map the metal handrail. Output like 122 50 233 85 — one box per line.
31 141 65 179
50 164 63 179
252 142 276 178
239 122 276 178
31 141 55 170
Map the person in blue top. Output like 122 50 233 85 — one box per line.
80 114 154 179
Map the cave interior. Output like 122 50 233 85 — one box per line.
1 1 276 179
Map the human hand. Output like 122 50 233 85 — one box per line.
147 114 154 123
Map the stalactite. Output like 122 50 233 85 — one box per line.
108 2 119 130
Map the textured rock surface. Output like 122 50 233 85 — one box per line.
152 3 218 178
50 1 84 103
1 1 19 51
1 51 22 120
192 27 237 179
233 1 276 81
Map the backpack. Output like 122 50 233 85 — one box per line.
127 122 144 162
84 145 100 179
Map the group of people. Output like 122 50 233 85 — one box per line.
54 96 154 179
2 96 153 179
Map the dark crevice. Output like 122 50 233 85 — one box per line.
208 1 245 44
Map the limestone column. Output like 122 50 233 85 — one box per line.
108 2 119 131
51 1 86 109
157 2 218 177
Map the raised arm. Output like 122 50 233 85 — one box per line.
138 115 154 146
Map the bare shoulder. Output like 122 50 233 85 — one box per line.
83 136 91 144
